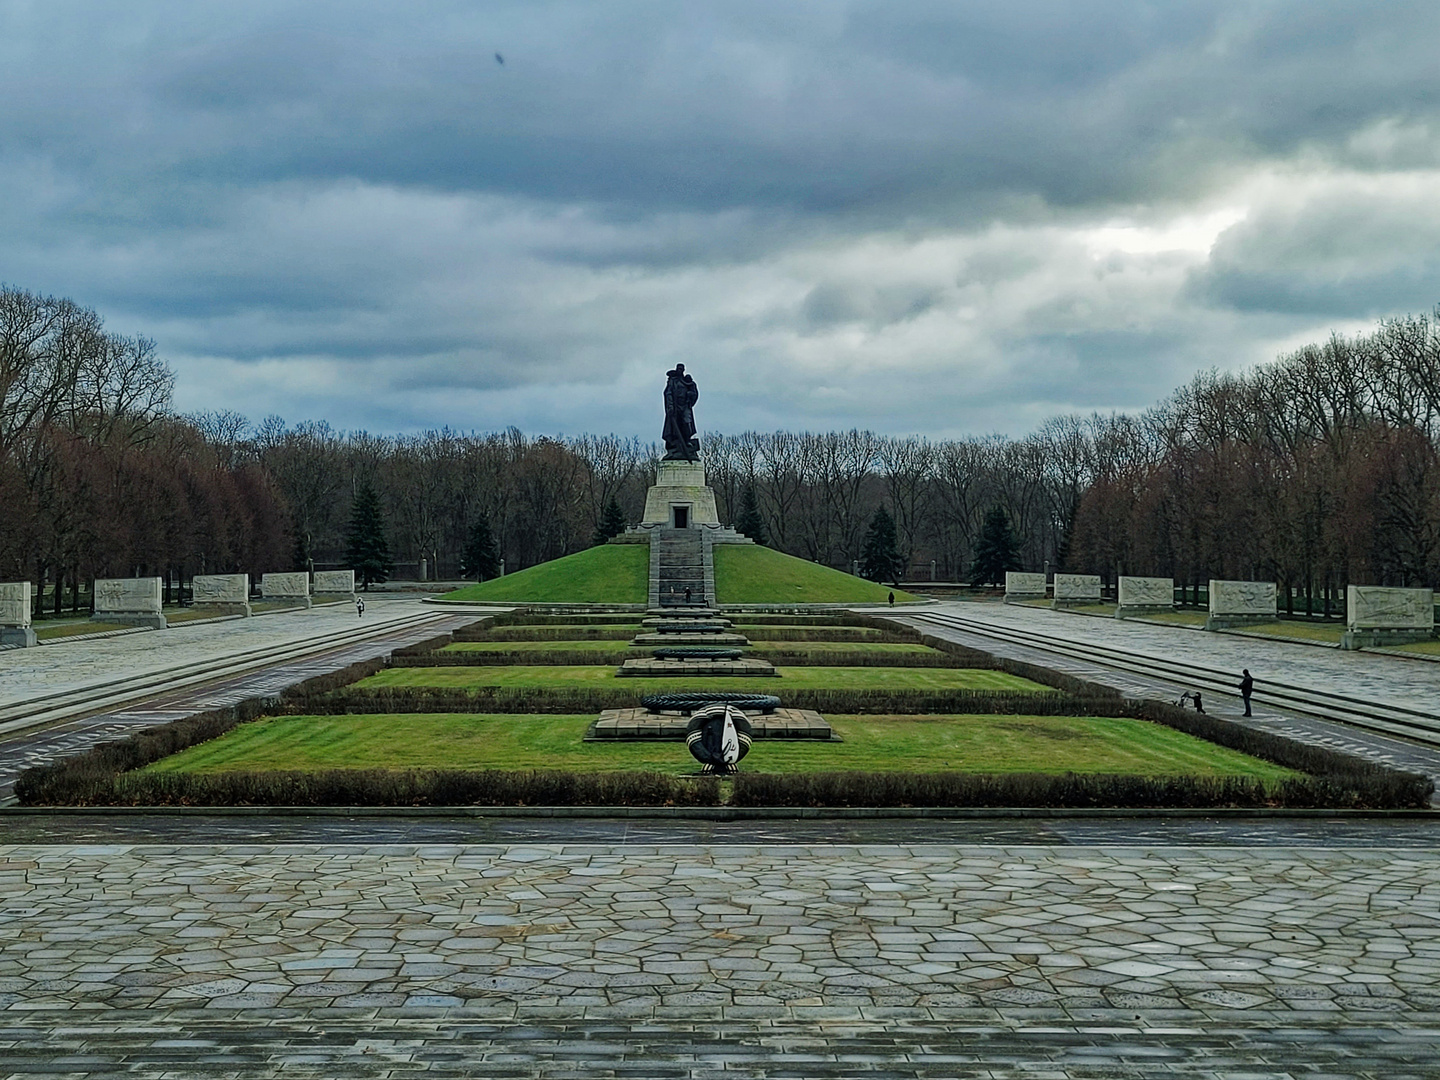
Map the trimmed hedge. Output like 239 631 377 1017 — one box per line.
487 613 643 627
728 770 1424 809
743 628 912 643
400 650 636 666
454 627 639 642
109 769 719 808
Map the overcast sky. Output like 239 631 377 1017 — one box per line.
5 1 1440 439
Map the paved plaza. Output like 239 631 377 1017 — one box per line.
2 841 1439 1076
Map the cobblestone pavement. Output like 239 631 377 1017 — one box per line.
2 842 1439 1077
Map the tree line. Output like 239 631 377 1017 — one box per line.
6 282 1440 609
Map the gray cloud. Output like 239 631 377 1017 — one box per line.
4 1 1440 437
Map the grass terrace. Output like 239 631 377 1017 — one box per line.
441 544 649 604
143 713 1298 781
714 545 919 604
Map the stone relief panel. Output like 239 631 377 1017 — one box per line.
1347 586 1435 630
192 574 249 604
1209 580 1277 617
261 572 311 598
93 577 162 614
1053 574 1101 600
0 582 31 627
1005 572 1046 595
313 570 356 594
1118 576 1173 607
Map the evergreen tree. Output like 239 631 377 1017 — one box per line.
591 497 628 545
859 505 904 582
345 480 392 589
462 510 502 580
968 505 1021 586
735 484 768 545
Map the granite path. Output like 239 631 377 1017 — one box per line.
2 842 1439 1077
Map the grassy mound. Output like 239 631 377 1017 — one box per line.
441 544 648 604
715 545 918 604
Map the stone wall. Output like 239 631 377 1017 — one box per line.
192 574 249 605
1004 572 1046 603
1052 573 1101 607
93 577 166 629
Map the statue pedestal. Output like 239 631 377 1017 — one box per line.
641 461 720 528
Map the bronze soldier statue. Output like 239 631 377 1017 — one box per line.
662 364 700 461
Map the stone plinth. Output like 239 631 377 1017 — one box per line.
640 460 720 528
1342 585 1435 649
1004 572 1046 603
618 657 776 677
1052 573 1102 609
94 577 166 629
0 582 36 647
631 632 749 647
261 572 311 608
314 570 356 598
1206 579 1277 630
192 574 251 616
1116 576 1173 619
591 706 833 740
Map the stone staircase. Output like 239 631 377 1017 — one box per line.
649 527 710 608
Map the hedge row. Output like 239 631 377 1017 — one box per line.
487 613 643 627
728 769 1426 809
742 628 917 643
291 686 1096 716
107 769 718 808
398 648 973 669
454 627 640 642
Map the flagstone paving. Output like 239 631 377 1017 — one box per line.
2 842 1438 1076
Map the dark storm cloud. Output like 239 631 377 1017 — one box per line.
4 1 1440 434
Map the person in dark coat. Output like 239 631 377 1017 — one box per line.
1239 668 1254 717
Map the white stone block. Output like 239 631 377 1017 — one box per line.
1347 585 1434 631
314 570 356 594
641 460 721 527
1118 576 1173 608
94 577 162 615
1209 580 1277 618
192 574 249 605
1052 573 1101 601
0 582 32 628
261 572 311 600
1004 572 1046 598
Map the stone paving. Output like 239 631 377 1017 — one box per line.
2 842 1440 1076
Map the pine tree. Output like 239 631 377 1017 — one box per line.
463 510 502 580
591 497 628 545
345 480 392 590
968 505 1021 586
735 484 767 545
860 505 904 582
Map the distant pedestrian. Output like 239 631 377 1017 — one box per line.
1239 668 1254 716
356 597 365 618
888 591 895 606
684 586 692 604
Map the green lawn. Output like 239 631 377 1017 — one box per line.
1228 620 1344 644
358 665 1051 692
144 712 1298 781
715 545 917 604
34 620 132 640
440 639 939 657
444 639 635 653
1387 638 1440 655
441 544 649 604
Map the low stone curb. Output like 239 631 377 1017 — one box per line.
2 804 1432 819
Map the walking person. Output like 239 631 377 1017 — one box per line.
356 596 365 618
888 590 895 607
1239 668 1253 717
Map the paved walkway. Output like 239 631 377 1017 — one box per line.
1 842 1438 1077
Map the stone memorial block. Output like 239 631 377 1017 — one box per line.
640 459 721 528
313 569 356 595
1052 573 1102 608
192 574 251 616
1343 585 1434 649
94 577 167 629
1206 579 1276 629
1116 576 1173 618
1004 572 1047 603
0 582 36 647
261 572 311 608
